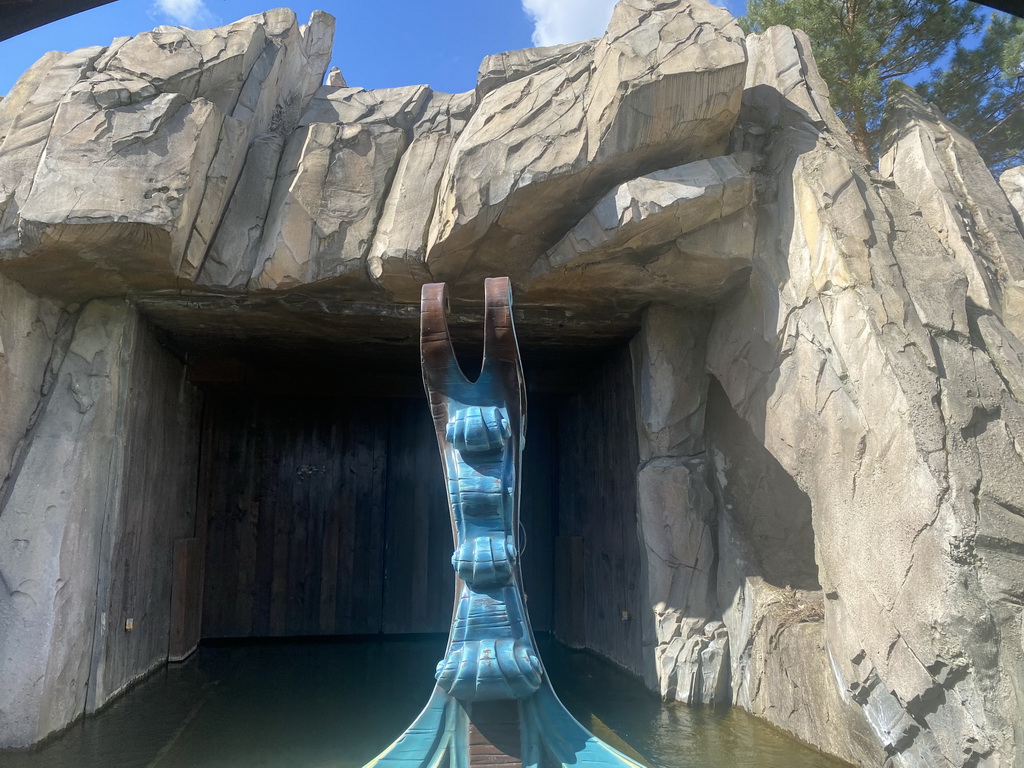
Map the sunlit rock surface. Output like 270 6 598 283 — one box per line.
999 164 1024 222
0 10 334 300
525 156 754 306
0 3 1022 766
709 24 1024 767
880 82 1024 340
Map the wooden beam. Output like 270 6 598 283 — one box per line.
468 701 523 768
168 538 204 662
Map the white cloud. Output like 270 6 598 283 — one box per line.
151 0 218 27
521 0 618 47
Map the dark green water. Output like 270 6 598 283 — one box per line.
0 636 848 768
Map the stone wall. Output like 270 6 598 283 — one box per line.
706 25 1024 767
0 4 752 309
1 1 1024 764
629 305 725 703
85 314 201 712
0 298 200 747
707 377 883 763
0 273 65 496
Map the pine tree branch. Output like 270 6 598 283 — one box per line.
978 96 1024 140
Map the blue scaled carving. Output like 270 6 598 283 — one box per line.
436 585 541 699
452 535 517 586
434 366 540 700
446 405 510 452
363 278 646 768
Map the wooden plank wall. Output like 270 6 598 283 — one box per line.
200 395 390 637
519 399 556 633
198 363 642 650
168 538 204 660
199 394 557 638
90 315 202 709
554 345 643 674
382 401 454 634
552 535 585 647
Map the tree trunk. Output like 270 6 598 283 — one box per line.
851 103 872 161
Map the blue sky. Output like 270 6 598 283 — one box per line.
0 0 748 97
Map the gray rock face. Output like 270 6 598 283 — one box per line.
588 0 745 172
0 0 745 313
0 301 199 747
526 156 754 306
0 302 129 745
368 130 456 299
630 306 729 705
0 274 64 495
367 91 474 300
708 24 1024 767
325 66 346 87
880 84 1024 339
706 376 882 762
253 121 407 290
0 45 108 259
1 3 1023 765
632 306 709 462
999 165 1024 223
428 0 746 288
0 10 335 301
637 457 721 703
476 40 595 101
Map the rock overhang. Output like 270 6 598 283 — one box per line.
0 0 754 321
138 291 643 396
8 3 1024 766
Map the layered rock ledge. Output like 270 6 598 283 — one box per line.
0 4 1022 767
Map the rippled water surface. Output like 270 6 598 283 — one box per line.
0 636 848 768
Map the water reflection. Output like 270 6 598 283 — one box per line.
541 640 848 768
0 636 847 768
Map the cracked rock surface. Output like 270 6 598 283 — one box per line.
706 25 1024 768
0 0 749 309
0 3 1022 765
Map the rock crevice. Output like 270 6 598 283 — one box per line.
0 4 1022 765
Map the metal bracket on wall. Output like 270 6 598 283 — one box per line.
362 277 645 768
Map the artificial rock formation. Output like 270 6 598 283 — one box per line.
0 0 750 309
0 10 334 300
528 157 755 306
630 305 727 706
0 296 200 745
0 3 1023 766
880 83 1024 341
708 25 1024 767
999 165 1024 223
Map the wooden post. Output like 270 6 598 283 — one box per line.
168 537 204 661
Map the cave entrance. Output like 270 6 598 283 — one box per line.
143 296 645 670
